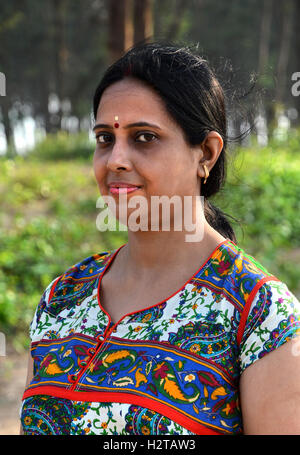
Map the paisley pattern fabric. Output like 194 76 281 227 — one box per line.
20 239 300 435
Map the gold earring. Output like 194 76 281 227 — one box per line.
203 164 209 184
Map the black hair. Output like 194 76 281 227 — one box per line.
93 41 239 243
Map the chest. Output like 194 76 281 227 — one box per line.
99 272 186 325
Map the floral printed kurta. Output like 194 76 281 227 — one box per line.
20 239 300 435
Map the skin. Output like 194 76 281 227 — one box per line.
22 77 300 435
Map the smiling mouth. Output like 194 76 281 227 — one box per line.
109 186 141 194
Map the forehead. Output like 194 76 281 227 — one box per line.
97 78 175 126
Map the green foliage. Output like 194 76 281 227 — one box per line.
28 131 95 161
1 131 300 351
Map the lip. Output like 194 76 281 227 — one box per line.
108 182 142 188
109 187 140 194
108 181 142 195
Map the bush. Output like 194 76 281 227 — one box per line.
28 131 95 161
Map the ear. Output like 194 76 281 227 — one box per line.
197 131 224 179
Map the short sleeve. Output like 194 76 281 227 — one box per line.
29 276 61 343
239 280 300 373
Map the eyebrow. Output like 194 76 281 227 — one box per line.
92 121 162 131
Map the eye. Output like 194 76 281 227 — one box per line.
136 132 157 143
95 133 112 144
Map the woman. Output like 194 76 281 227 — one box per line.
20 42 300 435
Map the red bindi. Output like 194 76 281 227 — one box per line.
114 122 119 128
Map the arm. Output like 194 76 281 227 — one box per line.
240 336 300 434
19 350 34 435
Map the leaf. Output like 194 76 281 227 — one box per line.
220 420 233 428
86 377 96 383
112 376 134 387
211 397 227 413
135 368 147 387
146 383 158 396
211 386 227 400
163 377 192 401
102 350 132 366
145 360 152 376
197 370 220 387
193 403 199 414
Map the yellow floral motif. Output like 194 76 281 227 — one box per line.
24 416 32 426
142 313 152 322
243 292 250 301
190 344 200 353
184 374 196 382
169 319 175 324
192 303 198 310
222 403 232 416
135 368 148 387
101 422 108 429
134 326 142 332
191 287 202 294
235 258 243 274
74 283 84 291
45 362 64 376
141 426 150 435
211 386 227 400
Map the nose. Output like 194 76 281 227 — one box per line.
106 139 133 172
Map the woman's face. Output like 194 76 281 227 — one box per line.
93 77 203 225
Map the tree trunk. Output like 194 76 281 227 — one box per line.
51 0 68 131
166 0 189 41
133 0 153 45
276 0 294 104
293 0 300 124
108 0 133 64
258 0 274 138
258 0 273 76
1 95 14 152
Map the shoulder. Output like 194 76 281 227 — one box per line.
216 240 279 311
238 278 300 373
215 241 300 346
31 248 115 328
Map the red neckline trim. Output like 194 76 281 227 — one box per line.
97 238 230 329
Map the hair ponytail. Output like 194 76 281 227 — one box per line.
204 200 237 243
